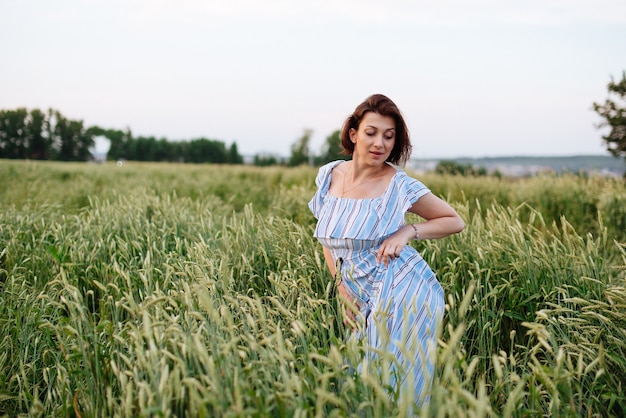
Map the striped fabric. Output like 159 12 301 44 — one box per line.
309 160 444 408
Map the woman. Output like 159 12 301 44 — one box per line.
308 94 464 408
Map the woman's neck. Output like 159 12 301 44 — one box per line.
347 159 389 181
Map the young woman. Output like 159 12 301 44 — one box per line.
309 94 465 408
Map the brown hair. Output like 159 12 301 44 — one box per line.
340 94 412 165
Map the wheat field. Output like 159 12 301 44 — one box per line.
1 160 625 417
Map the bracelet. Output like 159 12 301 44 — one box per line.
410 223 420 240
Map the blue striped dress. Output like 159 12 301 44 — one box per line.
309 160 444 407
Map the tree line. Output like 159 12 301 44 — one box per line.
0 108 92 161
90 126 243 164
0 108 243 164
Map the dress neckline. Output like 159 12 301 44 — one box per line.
327 161 399 201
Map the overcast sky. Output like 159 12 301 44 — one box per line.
1 0 625 159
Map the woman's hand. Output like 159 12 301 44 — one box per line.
323 246 359 327
336 281 359 327
376 225 415 266
376 192 465 266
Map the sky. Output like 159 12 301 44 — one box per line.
1 0 625 159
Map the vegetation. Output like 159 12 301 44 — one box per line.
89 126 243 164
0 108 93 161
0 108 243 164
285 129 350 167
446 156 625 177
317 130 350 165
594 71 626 164
1 160 625 417
288 129 314 167
435 160 489 177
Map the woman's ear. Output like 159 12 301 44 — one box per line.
349 128 357 143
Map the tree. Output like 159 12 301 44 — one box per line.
87 126 132 161
183 138 228 163
0 106 244 164
0 108 29 159
318 129 350 164
253 153 279 166
593 71 626 162
49 110 94 161
435 160 487 176
26 109 51 160
134 136 158 161
227 142 243 164
288 129 313 167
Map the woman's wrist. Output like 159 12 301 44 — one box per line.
410 223 420 240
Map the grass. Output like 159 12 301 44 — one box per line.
0 159 625 417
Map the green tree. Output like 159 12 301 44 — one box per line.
26 109 51 160
170 140 185 163
435 160 487 176
154 138 172 161
593 71 626 162
87 126 132 161
318 129 350 164
253 154 279 166
227 142 243 164
185 138 228 163
288 129 313 167
132 136 159 161
0 108 29 159
50 110 94 161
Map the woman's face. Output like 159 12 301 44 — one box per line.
349 112 396 165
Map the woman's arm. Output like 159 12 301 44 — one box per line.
322 246 358 325
376 192 464 264
322 246 336 277
406 192 465 239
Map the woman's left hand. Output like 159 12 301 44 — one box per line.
376 225 415 266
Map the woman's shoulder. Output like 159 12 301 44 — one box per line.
390 165 420 182
389 166 430 195
389 165 412 182
320 160 345 171
315 160 346 186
